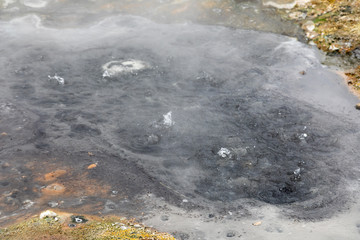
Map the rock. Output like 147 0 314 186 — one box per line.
22 200 34 209
1 132 8 136
355 103 360 110
303 20 315 31
41 183 65 195
329 44 339 51
252 221 262 226
39 210 57 219
48 201 59 208
306 31 318 39
289 11 306 20
1 162 10 168
353 48 360 59
226 231 236 237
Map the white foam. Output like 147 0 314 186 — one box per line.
299 133 308 140
22 0 49 8
262 0 310 9
48 74 65 85
102 59 149 77
163 111 174 127
217 148 231 158
39 210 57 219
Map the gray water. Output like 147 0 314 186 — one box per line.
1 1 360 240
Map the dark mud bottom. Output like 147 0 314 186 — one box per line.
0 14 360 239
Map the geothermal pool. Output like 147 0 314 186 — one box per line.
1 0 360 239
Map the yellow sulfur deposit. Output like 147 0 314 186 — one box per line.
0 211 175 240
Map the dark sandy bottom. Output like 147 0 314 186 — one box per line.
0 2 360 239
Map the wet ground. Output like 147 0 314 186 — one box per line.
0 0 306 38
1 1 360 239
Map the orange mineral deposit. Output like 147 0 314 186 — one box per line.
87 164 97 169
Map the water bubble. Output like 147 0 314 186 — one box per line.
71 215 88 224
299 133 308 140
294 168 301 175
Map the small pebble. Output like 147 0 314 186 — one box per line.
355 103 360 110
226 231 236 237
48 201 59 208
120 226 127 230
1 162 10 168
252 221 262 226
303 20 315 31
161 215 169 221
68 223 76 228
111 190 118 196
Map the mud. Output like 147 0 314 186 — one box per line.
1 1 360 240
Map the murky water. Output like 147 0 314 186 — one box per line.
1 1 360 239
